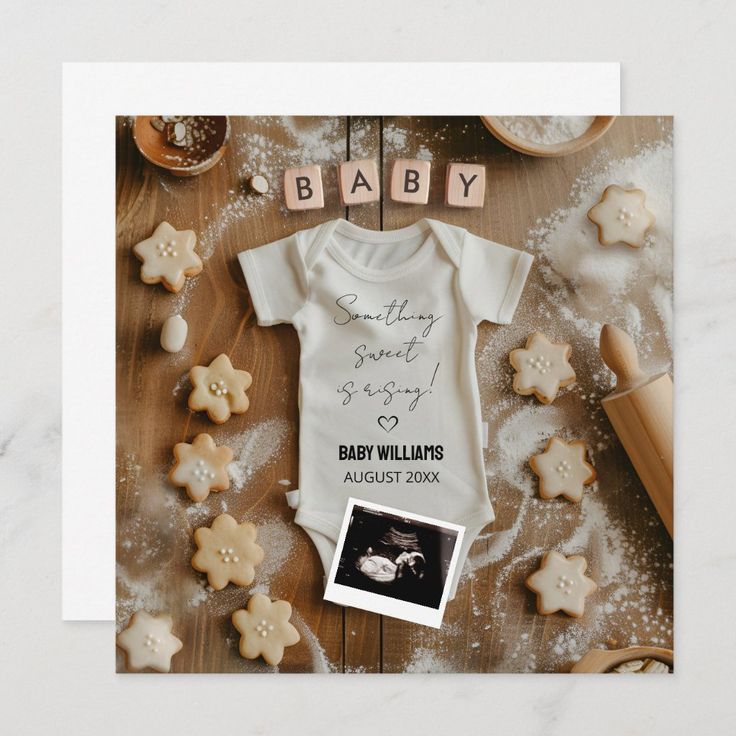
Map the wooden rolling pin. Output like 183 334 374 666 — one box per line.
599 324 673 537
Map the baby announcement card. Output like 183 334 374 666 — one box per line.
114 114 672 674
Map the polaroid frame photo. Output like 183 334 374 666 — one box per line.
324 498 466 628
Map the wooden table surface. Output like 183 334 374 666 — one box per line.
116 115 673 673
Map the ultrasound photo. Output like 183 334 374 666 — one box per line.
332 503 461 611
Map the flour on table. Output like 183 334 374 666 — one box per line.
383 119 472 162
465 404 565 574
222 417 291 490
289 609 337 673
404 647 458 674
526 139 673 347
498 116 595 145
399 134 673 673
252 515 297 591
116 563 167 630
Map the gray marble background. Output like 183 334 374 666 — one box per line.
1 2 735 734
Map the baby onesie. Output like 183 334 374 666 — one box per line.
239 218 532 598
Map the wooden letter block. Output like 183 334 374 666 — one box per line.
337 159 380 205
445 163 486 208
390 159 431 204
284 165 324 210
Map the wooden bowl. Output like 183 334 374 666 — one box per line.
570 646 673 673
480 115 615 158
132 116 230 177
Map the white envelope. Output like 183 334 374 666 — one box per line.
62 62 620 620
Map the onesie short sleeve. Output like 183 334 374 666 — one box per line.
238 232 309 325
458 231 533 325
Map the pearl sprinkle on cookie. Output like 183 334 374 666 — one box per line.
156 240 178 257
255 619 275 637
210 379 229 397
527 354 552 374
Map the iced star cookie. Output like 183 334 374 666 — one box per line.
232 593 301 666
116 611 183 672
509 332 576 404
191 514 264 590
133 221 203 292
525 551 597 617
188 353 253 424
530 437 596 502
168 433 233 502
587 185 655 248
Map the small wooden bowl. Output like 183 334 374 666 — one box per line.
570 646 673 673
480 115 615 158
132 116 230 177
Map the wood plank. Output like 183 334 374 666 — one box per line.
117 115 673 673
116 116 348 673
341 116 383 673
379 115 673 673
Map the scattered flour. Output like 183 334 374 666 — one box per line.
116 563 166 630
465 404 564 573
120 118 673 673
289 609 336 673
172 371 191 397
222 417 291 490
252 516 296 588
526 139 673 347
559 496 624 586
404 647 458 674
498 116 595 145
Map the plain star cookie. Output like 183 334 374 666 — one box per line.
232 593 300 666
530 437 596 502
587 184 655 248
188 353 253 424
168 433 233 502
191 514 264 590
133 221 203 292
509 332 576 404
525 551 597 617
116 611 183 672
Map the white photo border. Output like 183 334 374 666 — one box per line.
324 498 466 628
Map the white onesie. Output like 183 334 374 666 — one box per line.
239 218 532 598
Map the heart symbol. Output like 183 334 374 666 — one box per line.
378 416 399 433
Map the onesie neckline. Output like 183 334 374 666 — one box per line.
325 218 437 282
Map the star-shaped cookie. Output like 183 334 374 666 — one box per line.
169 433 233 502
530 437 596 502
525 551 597 617
510 332 576 404
587 185 655 248
133 221 203 292
232 593 301 666
192 514 264 590
188 353 253 424
116 611 183 672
